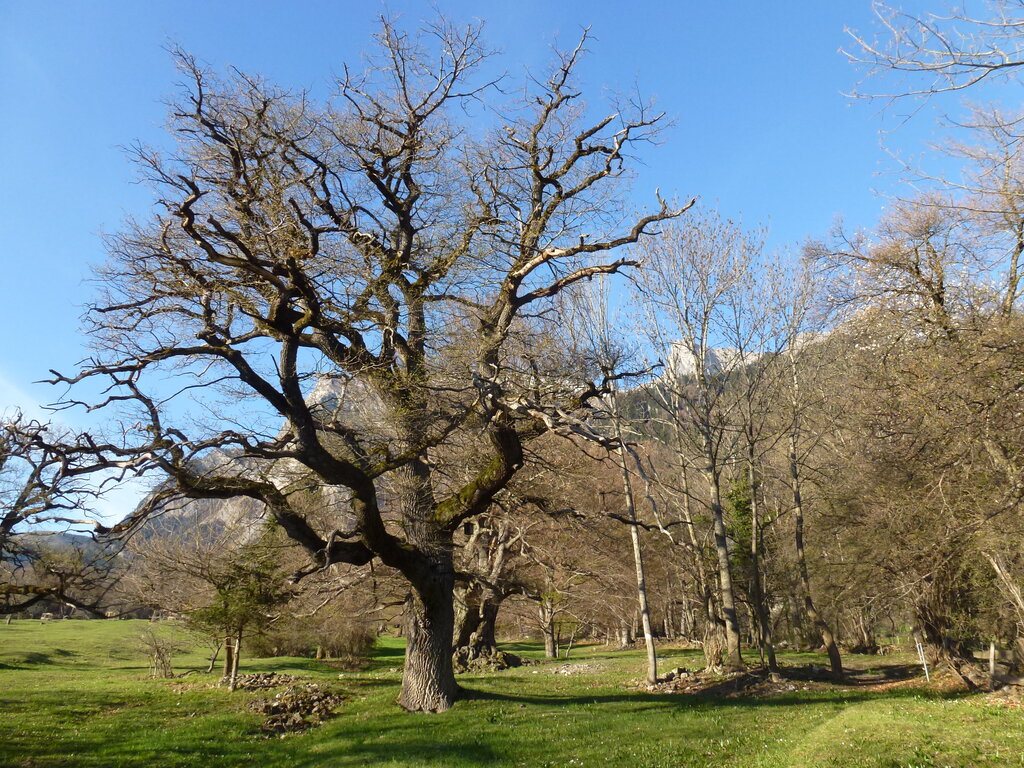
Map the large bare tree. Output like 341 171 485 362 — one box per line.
48 20 683 711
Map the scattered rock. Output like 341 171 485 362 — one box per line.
222 672 300 691
661 667 689 682
249 683 345 735
643 669 813 697
318 656 369 672
986 676 1024 708
452 648 528 673
553 662 601 676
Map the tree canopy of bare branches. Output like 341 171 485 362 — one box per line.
45 19 685 712
847 1 1024 100
1 416 121 616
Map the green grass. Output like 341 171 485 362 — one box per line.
1 620 1022 767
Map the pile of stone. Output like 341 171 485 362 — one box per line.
249 683 345 735
223 672 300 690
551 662 601 676
645 668 809 696
661 666 690 683
452 648 527 673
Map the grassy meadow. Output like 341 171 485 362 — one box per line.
1 619 1022 767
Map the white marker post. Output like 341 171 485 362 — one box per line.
916 641 930 682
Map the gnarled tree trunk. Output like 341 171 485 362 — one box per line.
453 585 506 669
399 555 459 712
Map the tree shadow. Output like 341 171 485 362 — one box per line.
1 649 78 668
362 642 406 673
291 738 500 767
840 663 925 684
459 679 970 709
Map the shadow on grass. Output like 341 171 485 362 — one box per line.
841 663 923 683
361 642 406 673
292 739 500 767
242 658 332 674
458 680 971 709
0 648 80 668
498 640 660 658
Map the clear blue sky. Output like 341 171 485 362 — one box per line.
0 1 1001 514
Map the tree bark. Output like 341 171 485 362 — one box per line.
452 585 505 671
399 556 459 712
916 593 985 690
227 630 241 691
452 584 480 650
540 601 558 659
476 597 500 651
223 634 234 678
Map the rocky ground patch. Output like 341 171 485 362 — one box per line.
222 672 301 691
249 682 345 735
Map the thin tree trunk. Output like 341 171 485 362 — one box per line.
747 458 778 671
677 452 723 670
705 460 744 672
984 552 1024 629
1002 220 1023 316
223 634 234 678
610 388 658 684
625 485 658 684
205 641 221 674
618 618 634 647
541 601 558 658
227 630 241 691
790 432 843 680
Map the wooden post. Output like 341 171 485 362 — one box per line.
989 641 996 678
